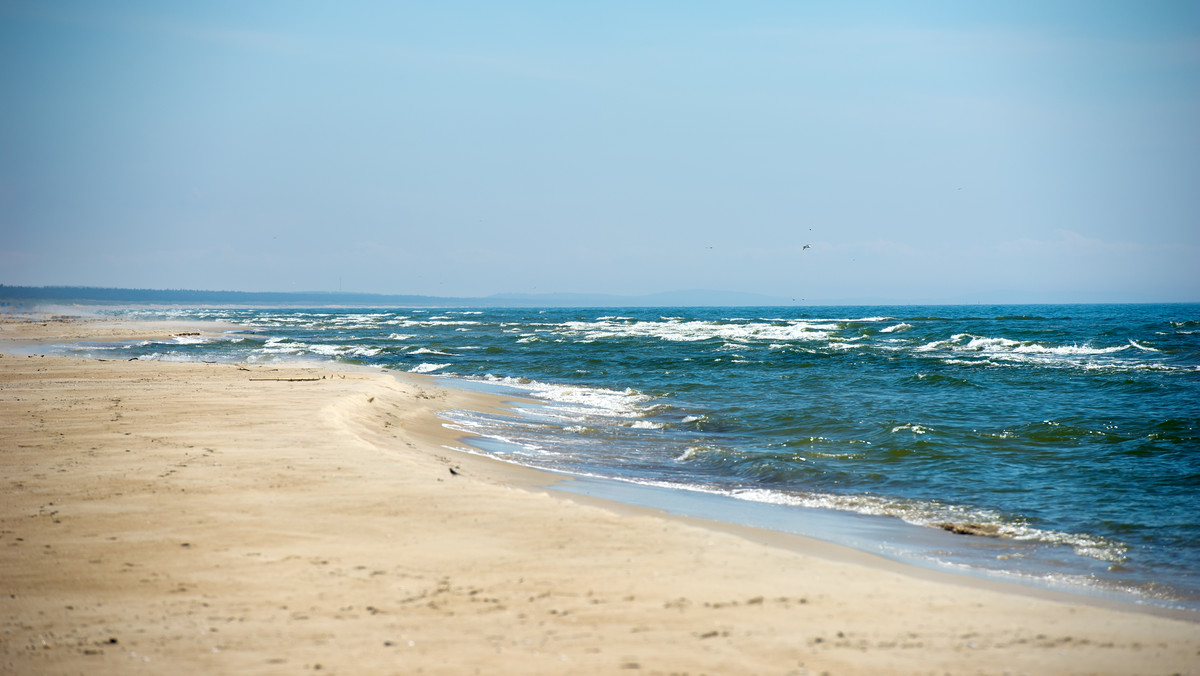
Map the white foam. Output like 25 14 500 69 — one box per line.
1011 343 1127 356
347 346 382 357
394 319 481 328
966 335 1021 351
558 319 835 343
629 420 667 430
722 487 1128 563
440 421 548 455
410 363 450 373
411 347 453 356
909 332 1172 371
830 341 866 351
306 343 344 356
260 338 306 355
530 383 652 419
474 375 654 420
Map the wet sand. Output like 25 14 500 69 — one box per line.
1 315 1197 675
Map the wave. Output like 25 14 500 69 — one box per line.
411 347 454 356
474 375 656 420
439 419 551 456
909 373 975 387
629 420 668 430
1127 339 1159 352
558 319 839 343
503 463 1134 567
718 487 1129 564
908 333 1179 371
256 339 382 359
1011 343 1127 356
166 334 215 345
394 318 482 328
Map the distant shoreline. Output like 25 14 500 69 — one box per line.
0 285 793 308
3 284 1197 308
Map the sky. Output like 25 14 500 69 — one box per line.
2 1 1198 304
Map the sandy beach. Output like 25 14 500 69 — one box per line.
1 315 1197 675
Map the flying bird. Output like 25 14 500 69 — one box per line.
802 244 811 250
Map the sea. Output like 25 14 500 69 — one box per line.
37 303 1200 612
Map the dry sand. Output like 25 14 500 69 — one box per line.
1 315 1197 675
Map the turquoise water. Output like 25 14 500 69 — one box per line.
45 304 1200 609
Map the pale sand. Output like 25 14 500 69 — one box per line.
1 316 1197 675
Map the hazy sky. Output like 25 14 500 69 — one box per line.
2 1 1197 303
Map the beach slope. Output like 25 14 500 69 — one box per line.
1 319 1197 675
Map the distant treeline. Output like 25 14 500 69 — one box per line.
0 285 793 308
0 285 457 307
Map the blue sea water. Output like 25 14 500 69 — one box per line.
41 304 1200 610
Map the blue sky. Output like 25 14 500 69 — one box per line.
2 1 1197 303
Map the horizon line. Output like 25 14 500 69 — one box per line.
1 284 1196 308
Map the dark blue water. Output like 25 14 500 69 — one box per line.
44 304 1200 608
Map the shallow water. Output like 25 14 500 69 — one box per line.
43 304 1200 610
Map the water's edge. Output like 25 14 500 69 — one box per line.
437 374 1200 619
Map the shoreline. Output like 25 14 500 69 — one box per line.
545 473 1200 621
454 416 1200 622
2 315 1198 674
437 375 1200 619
